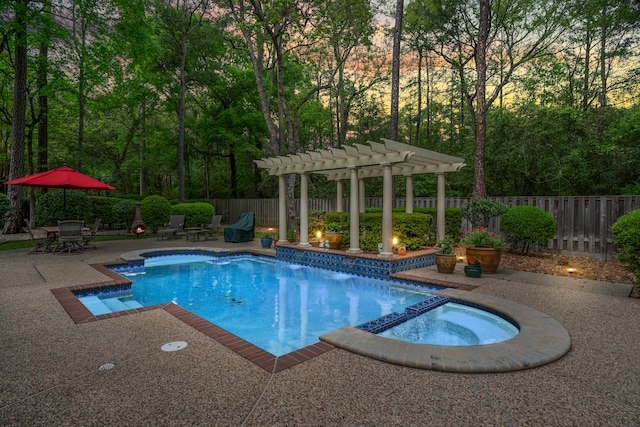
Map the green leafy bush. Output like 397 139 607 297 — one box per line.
462 199 508 228
368 207 462 244
612 209 640 284
171 202 215 227
87 196 123 229
35 190 91 224
0 193 10 228
140 195 172 232
112 199 137 229
327 212 431 251
501 206 555 254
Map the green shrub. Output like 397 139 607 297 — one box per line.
414 207 463 244
323 212 431 251
501 206 555 254
612 209 640 284
140 195 172 232
365 207 462 244
35 190 91 225
112 199 137 229
0 193 10 228
88 196 123 228
171 202 215 227
462 199 508 228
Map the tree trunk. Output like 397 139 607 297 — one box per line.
389 0 403 141
473 0 490 199
598 5 608 142
6 0 28 233
37 0 50 173
177 31 188 203
139 101 146 195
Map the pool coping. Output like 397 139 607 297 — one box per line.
319 288 572 373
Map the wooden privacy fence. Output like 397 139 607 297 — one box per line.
211 196 640 259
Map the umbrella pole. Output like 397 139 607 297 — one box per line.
63 188 67 220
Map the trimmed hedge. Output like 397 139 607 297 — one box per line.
87 196 123 229
366 206 462 244
171 202 215 228
141 195 172 232
324 211 431 251
111 199 137 229
612 208 640 284
35 189 91 225
501 205 555 254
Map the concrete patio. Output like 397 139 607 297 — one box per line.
1 236 638 425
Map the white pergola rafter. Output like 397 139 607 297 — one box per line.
255 139 465 256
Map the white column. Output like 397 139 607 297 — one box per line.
278 175 287 241
347 166 361 253
405 175 414 214
359 179 365 213
299 173 310 246
336 180 344 212
437 172 446 241
379 162 393 257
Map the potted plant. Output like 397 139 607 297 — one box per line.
259 231 274 248
434 237 457 274
464 257 483 278
324 222 343 249
286 228 296 242
461 228 505 274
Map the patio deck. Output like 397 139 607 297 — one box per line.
0 236 638 425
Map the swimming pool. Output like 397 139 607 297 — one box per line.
80 254 442 356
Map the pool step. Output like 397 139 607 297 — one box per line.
102 296 142 312
79 296 113 316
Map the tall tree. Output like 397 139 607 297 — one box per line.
5 0 29 233
226 0 338 229
416 0 566 197
61 0 117 171
153 0 219 202
389 0 403 141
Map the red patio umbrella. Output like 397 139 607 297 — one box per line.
4 165 116 219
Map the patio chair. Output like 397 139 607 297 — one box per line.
24 220 53 254
53 220 84 254
223 212 255 243
203 214 222 240
157 215 185 240
83 218 101 249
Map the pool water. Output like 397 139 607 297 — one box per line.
379 302 519 346
92 255 437 356
80 255 520 356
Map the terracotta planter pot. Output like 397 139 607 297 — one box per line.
464 265 482 278
435 253 456 274
466 247 502 274
325 232 343 249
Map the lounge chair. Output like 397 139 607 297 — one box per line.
204 214 222 240
24 220 53 254
224 212 255 243
83 218 101 249
157 215 185 240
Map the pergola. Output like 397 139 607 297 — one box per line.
255 138 465 257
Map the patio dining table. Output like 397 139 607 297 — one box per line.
41 225 90 254
41 226 90 239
